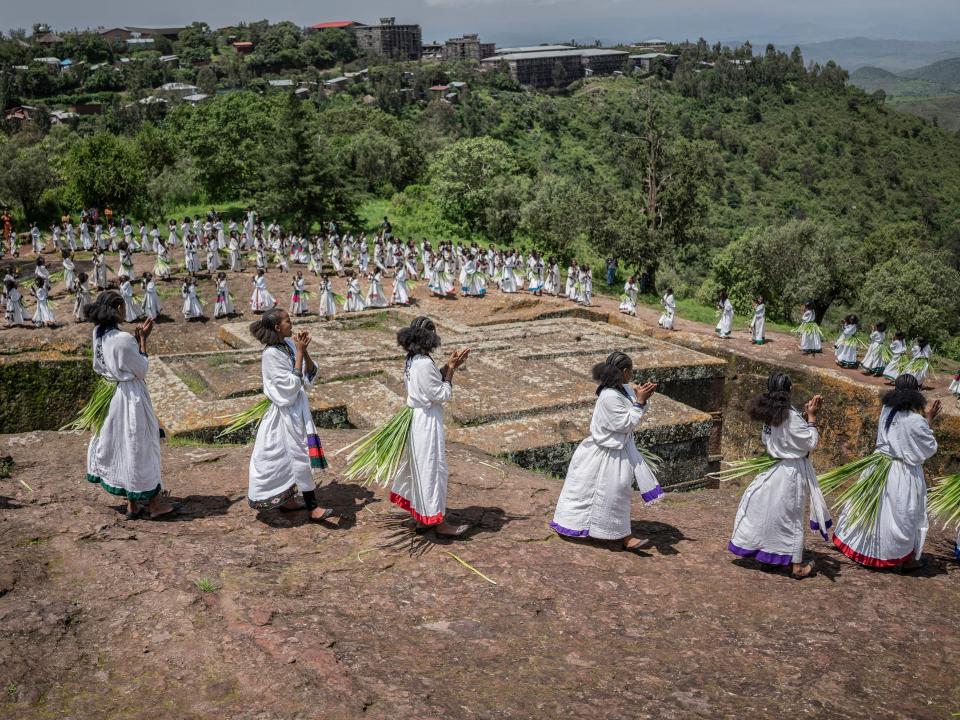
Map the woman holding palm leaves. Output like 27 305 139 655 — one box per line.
831 375 940 569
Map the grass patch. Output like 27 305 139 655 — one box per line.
173 368 208 397
0 455 12 479
206 353 239 368
167 199 255 223
339 311 391 331
19 536 48 547
193 577 219 593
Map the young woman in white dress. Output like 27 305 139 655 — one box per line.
214 272 235 318
860 322 887 376
618 275 638 316
749 296 765 344
141 272 163 320
119 274 145 323
551 351 659 552
181 277 204 320
290 271 308 316
246 309 333 522
658 288 676 330
250 269 275 313
728 373 830 579
318 275 337 319
84 291 176 519
31 279 56 328
833 374 940 569
390 317 471 536
834 314 860 368
882 331 908 381
715 291 734 338
797 301 823 354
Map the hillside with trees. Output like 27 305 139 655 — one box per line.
3 23 960 349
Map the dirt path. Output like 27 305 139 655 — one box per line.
1 431 957 719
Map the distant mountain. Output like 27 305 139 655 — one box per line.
798 37 960 72
849 57 960 96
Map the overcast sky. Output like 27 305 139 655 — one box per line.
10 0 960 46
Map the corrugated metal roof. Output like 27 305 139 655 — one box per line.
579 49 629 57
484 49 583 61
494 44 576 54
310 21 361 29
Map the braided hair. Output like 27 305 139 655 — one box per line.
397 315 440 357
85 290 124 337
591 351 632 398
747 372 793 427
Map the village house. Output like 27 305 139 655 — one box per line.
306 20 366 34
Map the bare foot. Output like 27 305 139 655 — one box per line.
434 520 470 537
790 562 813 579
147 495 176 518
309 507 334 522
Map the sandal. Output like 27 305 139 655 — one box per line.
434 523 470 538
790 562 814 579
124 504 144 520
308 508 334 523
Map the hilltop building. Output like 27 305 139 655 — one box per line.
307 21 366 33
442 34 495 62
482 46 628 88
580 48 629 75
354 18 422 61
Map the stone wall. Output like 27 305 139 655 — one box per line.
0 354 97 433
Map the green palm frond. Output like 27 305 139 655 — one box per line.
336 407 413 487
638 447 663 472
61 378 117 434
708 453 778 482
928 474 960 530
818 452 893 531
215 397 271 439
793 320 823 338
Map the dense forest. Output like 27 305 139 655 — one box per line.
2 23 960 349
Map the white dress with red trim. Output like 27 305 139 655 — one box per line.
833 406 936 567
728 409 832 565
551 387 660 541
247 341 327 509
390 355 451 526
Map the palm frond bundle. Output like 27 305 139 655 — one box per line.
215 397 271 439
61 378 117 434
877 343 894 364
639 447 663 472
905 356 931 375
333 292 346 306
817 452 892 530
793 320 824 339
708 453 778 482
928 473 960 530
403 279 416 292
336 406 413 487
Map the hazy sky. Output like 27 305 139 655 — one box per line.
11 0 960 46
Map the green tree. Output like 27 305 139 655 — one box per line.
257 93 356 231
429 137 517 232
0 135 59 220
63 132 146 212
520 175 584 262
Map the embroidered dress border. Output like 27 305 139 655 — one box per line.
390 492 443 525
727 541 793 566
549 520 590 538
809 518 833 539
248 483 297 509
307 433 328 469
832 535 915 568
85 473 161 501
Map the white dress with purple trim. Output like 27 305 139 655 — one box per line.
833 407 936 567
551 387 661 540
390 355 451 526
728 409 832 565
247 341 327 509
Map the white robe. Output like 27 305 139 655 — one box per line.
251 275 275 312
861 331 887 372
716 299 733 337
834 323 859 365
659 293 676 329
729 409 832 565
319 280 337 318
120 280 144 322
248 341 324 507
142 280 162 319
86 328 162 500
833 407 937 566
551 387 658 540
365 273 389 308
390 355 452 525
214 279 235 318
882 339 907 380
344 279 364 311
799 309 822 351
619 282 638 315
290 277 308 315
391 267 411 305
181 285 203 319
32 287 55 325
750 303 765 342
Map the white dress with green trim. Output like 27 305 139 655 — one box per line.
86 328 162 501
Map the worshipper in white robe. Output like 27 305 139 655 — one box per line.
118 243 135 279
834 314 860 368
72 273 91 322
391 264 412 306
206 241 221 274
728 373 830 579
181 278 204 320
290 272 308 316
84 292 175 519
247 310 332 521
903 338 932 388
119 275 145 322
861 323 888 376
579 266 593 306
527 252 545 295
31 280 56 327
344 277 365 312
92 249 109 290
365 271 390 308
833 375 940 569
390 317 471 536
461 256 485 297
153 240 172 280
31 223 43 254
34 257 50 289
658 289 676 330
228 234 244 272
618 276 638 315
140 273 163 320
715 291 734 338
544 257 560 296
750 297 765 344
318 276 338 319
4 280 25 326
797 302 822 354
551 351 659 552
214 273 235 318
250 270 275 313
882 332 908 381
500 254 519 293
61 249 76 291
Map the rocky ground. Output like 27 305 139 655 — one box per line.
1 431 957 719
